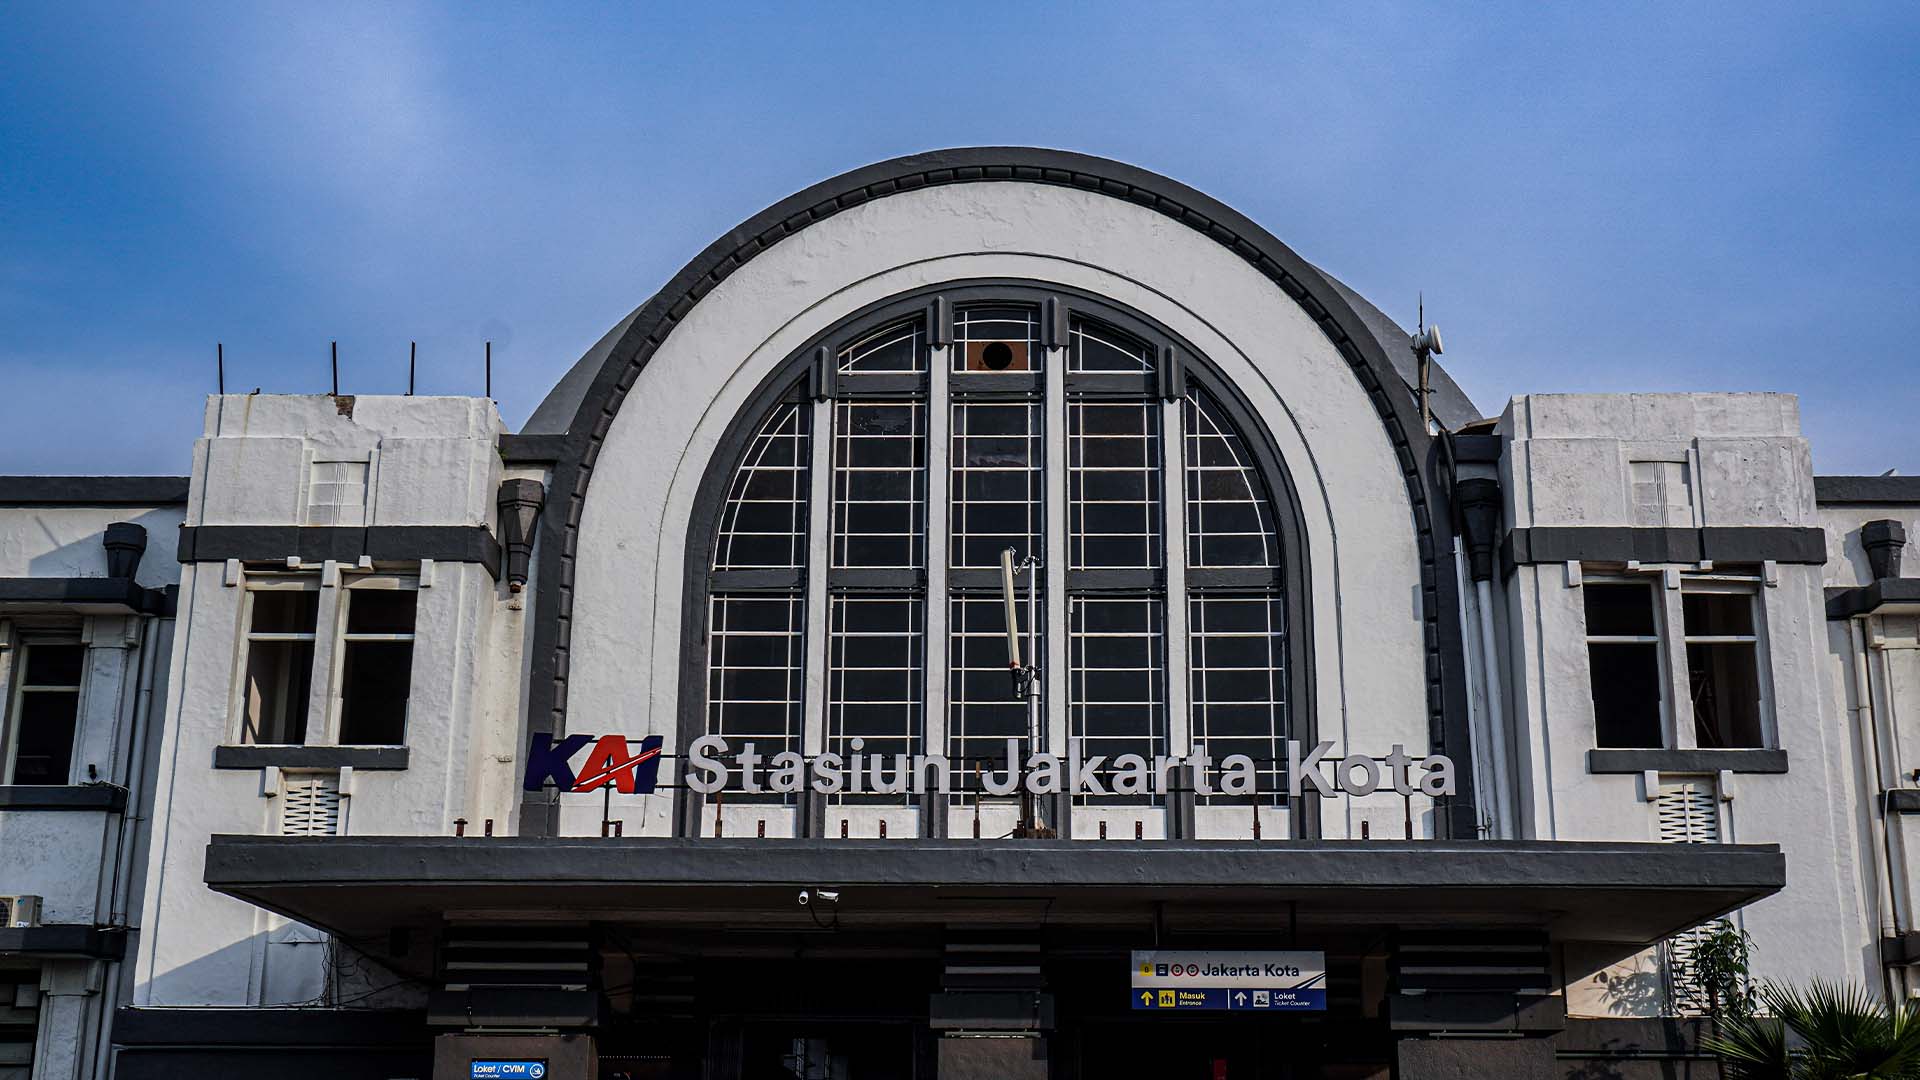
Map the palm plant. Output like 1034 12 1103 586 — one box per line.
1708 980 1920 1079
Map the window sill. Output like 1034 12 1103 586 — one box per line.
1586 748 1787 775
212 745 410 771
0 784 129 812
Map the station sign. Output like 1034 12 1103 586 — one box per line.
471 1062 547 1080
1130 950 1327 1012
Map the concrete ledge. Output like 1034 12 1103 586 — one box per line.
1816 475 1920 505
1828 578 1920 618
499 433 568 464
0 784 128 812
178 525 502 580
1587 748 1787 774
1885 789 1920 814
212 745 410 771
0 925 126 959
0 577 173 615
1450 433 1503 465
1504 526 1826 569
425 988 598 1028
112 1007 428 1046
0 475 188 506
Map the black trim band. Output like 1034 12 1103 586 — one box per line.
0 577 174 615
0 476 188 506
212 745 410 771
499 433 567 465
1827 579 1920 618
1587 748 1787 775
1816 475 1920 505
0 925 126 959
1504 526 1826 570
112 1007 428 1047
0 784 129 811
1884 789 1920 814
178 525 502 580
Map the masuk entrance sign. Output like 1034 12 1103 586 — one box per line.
1131 950 1327 1012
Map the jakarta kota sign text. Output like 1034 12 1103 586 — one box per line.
1131 950 1327 1012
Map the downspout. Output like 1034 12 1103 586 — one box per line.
1853 615 1903 1003
1455 476 1511 839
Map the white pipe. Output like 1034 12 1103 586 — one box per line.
1852 616 1904 1003
1476 578 1513 839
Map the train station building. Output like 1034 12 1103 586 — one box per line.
3 148 1916 1079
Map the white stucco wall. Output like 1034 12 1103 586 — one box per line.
558 180 1434 841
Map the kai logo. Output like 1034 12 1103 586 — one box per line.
522 733 664 794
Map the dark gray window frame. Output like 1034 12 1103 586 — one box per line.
675 280 1315 839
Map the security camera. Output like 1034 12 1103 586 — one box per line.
797 889 811 906
816 889 841 904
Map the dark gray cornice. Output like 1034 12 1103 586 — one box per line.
1504 526 1826 571
0 578 174 616
211 745 410 771
1826 579 1920 619
1816 476 1920 505
0 925 125 959
0 784 129 811
0 476 188 506
177 525 501 580
1587 748 1788 775
498 433 566 465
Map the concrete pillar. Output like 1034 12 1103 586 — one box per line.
34 961 103 1080
936 1034 1048 1080
1395 1035 1555 1079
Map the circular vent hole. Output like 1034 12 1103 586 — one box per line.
982 342 1015 371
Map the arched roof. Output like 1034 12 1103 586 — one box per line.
518 147 1478 837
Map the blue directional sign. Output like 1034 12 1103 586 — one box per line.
1129 950 1327 1012
472 1062 547 1080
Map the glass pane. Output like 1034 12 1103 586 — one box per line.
1683 593 1754 638
951 401 1043 568
1589 642 1663 748
1184 388 1280 568
948 593 1043 787
346 589 417 635
1069 401 1163 570
832 401 927 569
1584 583 1657 637
9 691 79 784
952 305 1040 373
23 643 84 687
827 595 924 804
1689 643 1764 748
708 595 805 800
339 640 412 745
1069 317 1153 373
837 318 925 374
1190 596 1288 802
714 401 811 571
1069 596 1166 803
250 590 320 635
243 640 314 744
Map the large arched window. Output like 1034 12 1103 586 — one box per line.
689 285 1303 840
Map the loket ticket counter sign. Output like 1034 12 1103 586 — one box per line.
1131 950 1328 1012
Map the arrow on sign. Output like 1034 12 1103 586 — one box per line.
1234 991 1247 1006
1140 991 1153 1007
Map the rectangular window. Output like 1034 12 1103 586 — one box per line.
338 583 417 745
242 586 320 745
1190 596 1287 801
1069 596 1166 802
1683 591 1765 748
707 594 806 789
950 401 1043 568
1583 582 1665 749
948 593 1043 787
827 595 924 802
1068 400 1162 570
4 640 84 785
832 401 927 569
951 305 1040 374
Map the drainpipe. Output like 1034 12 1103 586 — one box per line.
1853 615 1904 1002
1455 477 1512 839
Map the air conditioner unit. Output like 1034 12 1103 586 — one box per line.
0 895 43 928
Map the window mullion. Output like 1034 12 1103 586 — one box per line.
801 397 834 758
1043 345 1069 765
924 345 951 834
1162 396 1192 760
1660 582 1695 750
306 573 348 747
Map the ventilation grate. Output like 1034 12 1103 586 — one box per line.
281 773 343 836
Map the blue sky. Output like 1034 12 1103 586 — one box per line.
3 3 1916 475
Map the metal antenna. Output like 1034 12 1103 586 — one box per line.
217 343 224 395
408 341 416 396
331 341 339 396
485 341 492 399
